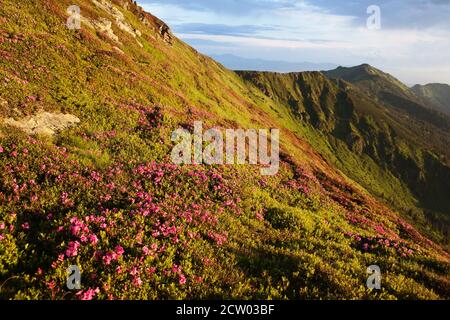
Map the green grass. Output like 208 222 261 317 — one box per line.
0 0 448 300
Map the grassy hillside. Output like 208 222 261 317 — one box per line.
0 0 449 300
238 71 450 245
412 83 450 116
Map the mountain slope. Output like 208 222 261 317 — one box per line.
323 65 450 132
237 70 450 243
0 0 449 300
320 67 450 231
412 83 450 116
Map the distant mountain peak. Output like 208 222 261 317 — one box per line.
323 64 414 99
332 64 382 78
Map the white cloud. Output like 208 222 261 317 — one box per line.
140 1 450 83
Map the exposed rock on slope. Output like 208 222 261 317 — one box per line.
114 0 173 44
3 112 80 135
92 17 120 43
92 0 141 38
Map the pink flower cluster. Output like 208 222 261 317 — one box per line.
344 232 414 257
286 180 311 195
207 231 228 246
102 246 124 265
65 241 80 257
138 106 164 131
76 288 100 300
0 138 242 298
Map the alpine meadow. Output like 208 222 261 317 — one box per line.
0 0 449 301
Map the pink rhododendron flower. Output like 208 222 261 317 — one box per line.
76 288 99 300
133 277 142 287
115 245 124 256
47 281 56 290
102 252 116 265
61 192 73 207
27 96 37 102
179 274 186 285
70 225 81 236
90 171 101 182
65 241 80 257
89 234 98 245
172 264 181 274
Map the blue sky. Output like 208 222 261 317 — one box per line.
138 0 450 84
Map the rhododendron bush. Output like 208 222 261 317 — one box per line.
1 131 448 300
0 0 448 301
0 135 244 299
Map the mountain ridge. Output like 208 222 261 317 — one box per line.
412 83 450 116
237 68 450 244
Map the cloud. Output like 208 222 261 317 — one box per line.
139 0 302 15
172 23 279 37
302 0 450 29
141 0 450 30
138 1 450 83
178 33 355 50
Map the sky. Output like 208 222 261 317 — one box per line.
138 0 450 85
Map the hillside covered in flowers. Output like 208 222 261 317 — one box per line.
0 0 449 299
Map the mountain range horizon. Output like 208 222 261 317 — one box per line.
210 54 450 88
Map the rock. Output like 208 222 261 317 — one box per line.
136 10 173 44
92 0 142 39
79 0 172 45
0 97 8 108
3 112 80 136
112 46 125 54
158 23 172 44
93 18 120 43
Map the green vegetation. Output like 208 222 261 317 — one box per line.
238 70 450 245
0 0 448 300
412 83 450 116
